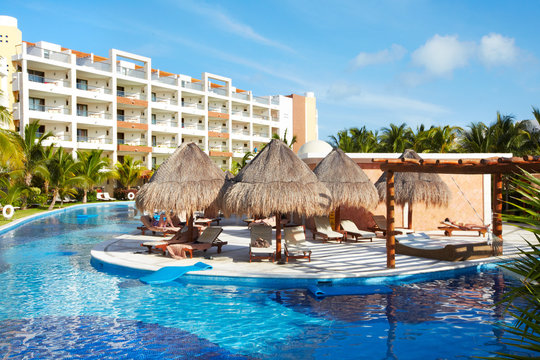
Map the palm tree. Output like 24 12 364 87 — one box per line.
12 121 52 187
458 122 492 153
427 125 461 153
378 123 412 153
76 149 113 203
0 102 22 167
329 129 358 152
490 112 532 156
329 127 379 153
409 125 431 153
231 152 253 175
47 148 83 210
272 129 297 148
113 156 146 190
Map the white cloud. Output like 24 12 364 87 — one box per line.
479 33 518 66
351 44 406 69
411 34 474 76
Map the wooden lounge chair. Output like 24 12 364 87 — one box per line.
368 215 414 235
340 220 376 242
313 216 344 243
139 215 181 236
438 220 488 237
249 224 275 262
395 232 493 261
283 225 311 263
167 226 227 259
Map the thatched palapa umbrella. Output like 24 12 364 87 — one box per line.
222 139 332 259
375 149 451 229
135 142 225 239
313 148 378 230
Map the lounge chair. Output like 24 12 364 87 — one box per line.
103 192 116 201
340 220 376 242
283 225 311 262
368 215 414 235
96 193 109 201
177 226 227 258
313 216 344 243
248 217 289 229
249 224 275 262
395 232 493 261
139 215 181 236
438 219 488 237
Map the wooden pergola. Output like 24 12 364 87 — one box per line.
372 156 540 268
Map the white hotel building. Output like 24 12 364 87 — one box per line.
0 16 318 170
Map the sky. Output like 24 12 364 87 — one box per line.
5 0 540 141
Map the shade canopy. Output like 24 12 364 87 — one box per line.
222 139 331 217
135 142 225 215
374 149 451 207
313 148 378 210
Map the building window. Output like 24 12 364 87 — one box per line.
76 79 88 91
77 104 88 117
117 86 125 97
151 114 157 125
152 157 157 168
117 109 125 121
151 92 156 102
77 129 88 142
28 69 44 83
29 97 45 111
152 136 157 147
118 155 124 163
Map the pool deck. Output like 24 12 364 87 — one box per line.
91 217 535 280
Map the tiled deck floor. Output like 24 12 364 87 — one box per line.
91 219 535 280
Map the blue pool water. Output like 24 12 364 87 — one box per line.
0 203 534 359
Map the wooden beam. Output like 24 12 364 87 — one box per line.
492 173 503 255
386 170 396 268
380 163 540 174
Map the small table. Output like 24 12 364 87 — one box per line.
195 218 222 227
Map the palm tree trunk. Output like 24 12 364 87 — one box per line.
83 189 88 203
48 189 58 211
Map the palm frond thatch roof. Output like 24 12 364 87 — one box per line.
135 143 225 215
375 149 451 206
222 139 331 217
313 148 378 210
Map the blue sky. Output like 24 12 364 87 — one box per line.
6 0 540 141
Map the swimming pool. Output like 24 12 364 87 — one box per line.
0 203 533 359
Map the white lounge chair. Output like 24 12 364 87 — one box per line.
284 225 311 262
249 224 275 262
96 193 109 201
313 216 344 243
103 192 116 201
340 220 376 242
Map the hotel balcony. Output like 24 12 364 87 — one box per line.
232 92 249 101
208 106 228 114
40 133 73 148
117 90 146 101
181 102 205 115
76 57 112 72
116 65 146 81
117 138 152 153
24 45 71 65
253 96 270 105
253 130 270 139
208 126 229 135
152 142 177 154
209 145 232 158
231 110 250 120
230 129 250 140
76 111 113 126
209 87 227 97
27 74 71 93
151 118 178 129
76 83 113 101
117 115 148 131
76 136 115 150
29 105 71 123
181 80 204 92
151 73 177 86
232 146 250 157
252 113 270 123
151 96 178 106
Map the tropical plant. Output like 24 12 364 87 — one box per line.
329 126 379 152
378 123 412 153
76 149 112 203
491 170 540 358
0 102 22 167
272 129 297 148
47 148 83 210
231 152 253 175
459 122 492 153
112 156 146 190
428 125 461 153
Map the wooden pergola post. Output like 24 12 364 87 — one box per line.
492 172 503 255
335 207 341 231
407 204 413 230
386 170 396 268
275 213 282 260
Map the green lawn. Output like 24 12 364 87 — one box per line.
0 201 110 226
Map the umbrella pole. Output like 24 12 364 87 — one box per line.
187 213 194 241
335 206 341 231
407 204 413 230
275 213 282 260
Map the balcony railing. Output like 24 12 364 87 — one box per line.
196 144 206 151
182 123 205 131
117 90 146 100
118 138 146 146
182 102 205 110
271 97 280 105
116 66 146 79
208 126 229 133
37 133 71 141
26 46 70 63
209 87 227 96
232 92 249 101
30 105 70 115
253 96 269 105
271 116 279 122
253 131 269 138
208 106 228 114
76 83 112 94
151 97 178 105
152 74 177 86
231 110 250 117
77 136 113 144
232 147 250 153
76 57 112 72
151 119 178 127
117 115 147 124
28 74 70 87
209 145 229 152
77 111 113 120
231 129 250 136
153 142 177 149
181 81 203 91
252 114 269 121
